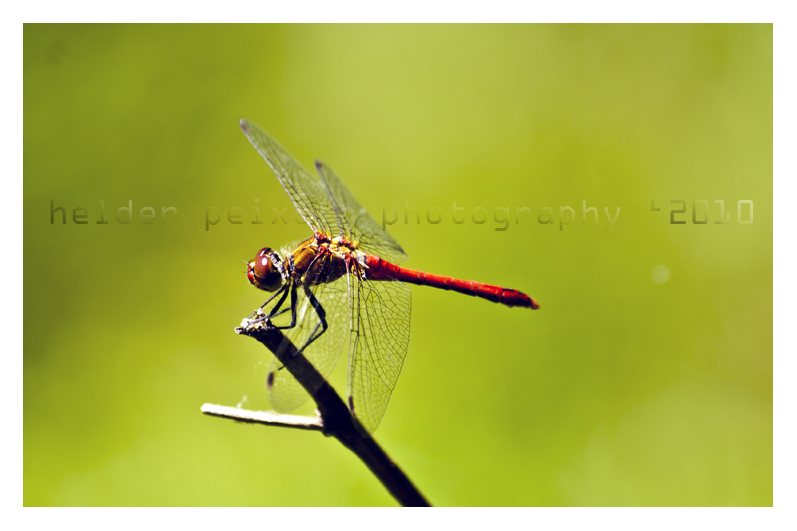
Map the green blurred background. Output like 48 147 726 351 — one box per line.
24 24 772 506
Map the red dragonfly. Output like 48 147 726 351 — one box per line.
241 119 539 433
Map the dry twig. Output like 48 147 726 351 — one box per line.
201 311 431 507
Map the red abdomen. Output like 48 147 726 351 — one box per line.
363 255 540 309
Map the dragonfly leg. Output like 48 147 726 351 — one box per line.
248 283 289 321
270 284 326 373
268 306 292 319
271 284 301 373
271 283 299 330
265 284 290 317
292 285 328 357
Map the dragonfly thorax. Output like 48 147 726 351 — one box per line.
289 235 351 286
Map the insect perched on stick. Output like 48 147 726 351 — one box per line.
241 119 539 433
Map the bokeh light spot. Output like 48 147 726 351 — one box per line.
652 265 670 284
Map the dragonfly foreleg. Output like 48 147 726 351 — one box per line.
249 283 289 323
271 283 299 331
268 306 292 319
266 284 289 312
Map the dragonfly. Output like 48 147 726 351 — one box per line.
240 119 540 433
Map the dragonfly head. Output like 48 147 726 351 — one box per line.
247 247 284 292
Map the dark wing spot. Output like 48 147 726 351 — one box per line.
267 371 276 390
348 395 355 412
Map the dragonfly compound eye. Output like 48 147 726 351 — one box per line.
248 248 283 292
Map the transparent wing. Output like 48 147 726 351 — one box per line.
315 160 408 265
240 119 342 237
265 273 349 413
346 276 412 433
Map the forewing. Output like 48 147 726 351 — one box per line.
265 275 349 413
240 119 342 237
315 161 408 265
347 276 412 433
